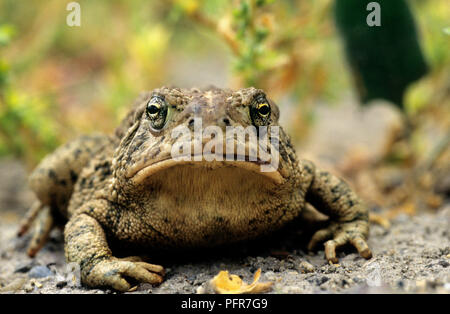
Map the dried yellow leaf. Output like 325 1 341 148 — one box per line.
211 268 273 294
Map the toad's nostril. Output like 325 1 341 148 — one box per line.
222 118 230 126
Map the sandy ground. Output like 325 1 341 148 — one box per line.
0 205 449 294
0 100 449 294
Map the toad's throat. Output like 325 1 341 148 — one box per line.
130 154 284 185
130 164 291 247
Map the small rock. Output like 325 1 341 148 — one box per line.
438 260 449 268
30 279 43 288
307 275 329 286
340 278 350 288
317 276 329 285
14 261 37 273
196 281 215 294
196 285 207 294
28 265 53 278
23 282 34 293
298 261 315 273
56 281 68 289
23 279 43 292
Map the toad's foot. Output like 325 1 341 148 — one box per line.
304 162 372 263
307 220 372 264
17 201 54 257
85 257 164 291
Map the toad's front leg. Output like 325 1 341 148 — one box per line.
304 162 373 263
65 208 164 291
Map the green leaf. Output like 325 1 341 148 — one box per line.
0 24 15 46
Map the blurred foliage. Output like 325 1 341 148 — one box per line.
335 0 428 109
0 0 448 168
0 24 58 163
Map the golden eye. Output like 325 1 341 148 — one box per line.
250 94 271 126
146 96 168 130
257 103 270 117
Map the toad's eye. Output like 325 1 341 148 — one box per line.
257 103 270 117
250 95 271 126
147 103 161 116
146 96 168 130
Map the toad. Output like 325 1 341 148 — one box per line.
18 87 372 291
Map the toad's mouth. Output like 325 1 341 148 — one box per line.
129 153 284 185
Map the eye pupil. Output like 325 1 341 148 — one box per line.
147 104 160 115
258 104 270 116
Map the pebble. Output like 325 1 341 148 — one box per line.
196 285 207 294
14 261 37 273
307 275 329 286
438 260 449 267
318 276 329 285
298 261 315 273
56 281 68 289
28 265 53 278
23 279 43 292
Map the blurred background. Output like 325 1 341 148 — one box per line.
0 0 449 219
